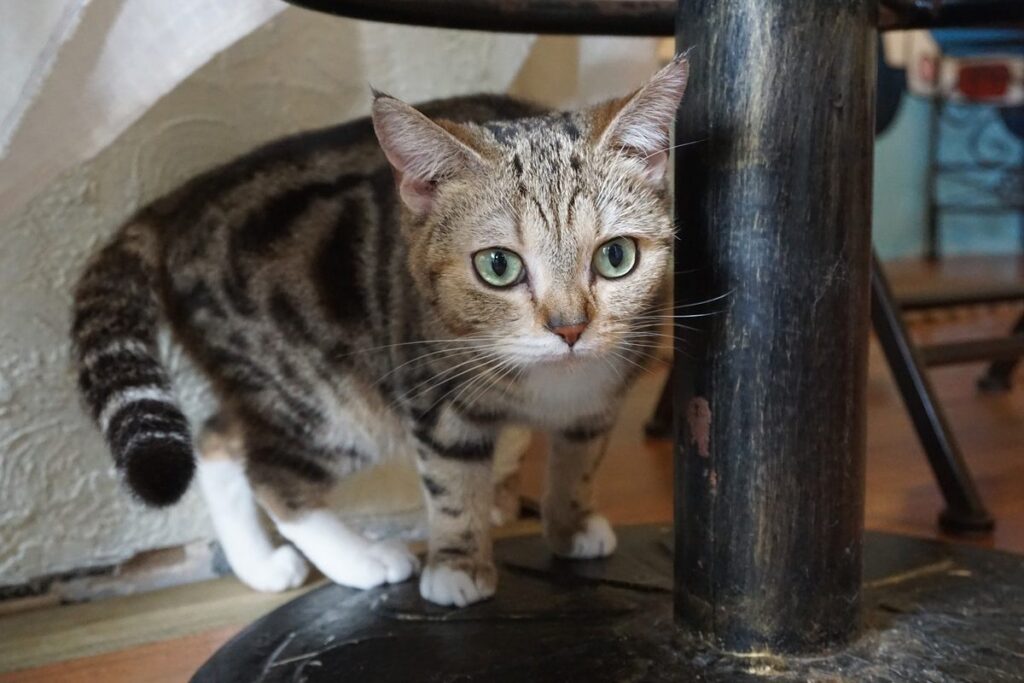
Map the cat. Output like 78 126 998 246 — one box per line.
71 56 688 606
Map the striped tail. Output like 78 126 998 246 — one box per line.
71 223 194 507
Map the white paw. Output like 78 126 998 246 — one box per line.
419 561 497 607
562 514 617 559
274 510 418 591
317 540 419 590
490 480 521 527
366 540 420 584
233 545 309 593
490 505 513 527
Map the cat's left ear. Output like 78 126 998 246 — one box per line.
594 55 689 183
371 91 485 215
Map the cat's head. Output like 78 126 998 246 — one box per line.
371 57 687 368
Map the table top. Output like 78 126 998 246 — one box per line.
285 0 676 36
192 528 1024 682
283 0 1022 36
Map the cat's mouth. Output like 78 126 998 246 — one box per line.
526 346 595 367
499 334 606 367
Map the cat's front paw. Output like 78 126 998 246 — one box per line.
419 558 497 607
233 545 310 593
366 539 421 584
315 540 419 590
546 513 617 559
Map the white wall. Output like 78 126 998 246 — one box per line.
0 8 535 587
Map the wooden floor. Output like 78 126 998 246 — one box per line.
1 256 1022 682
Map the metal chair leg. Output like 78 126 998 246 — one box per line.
978 310 1024 393
871 251 995 535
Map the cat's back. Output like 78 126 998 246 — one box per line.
146 93 548 396
146 93 547 326
143 94 546 232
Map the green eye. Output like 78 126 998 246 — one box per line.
473 248 524 287
593 237 638 279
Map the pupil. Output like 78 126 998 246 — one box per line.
491 252 507 277
608 243 624 268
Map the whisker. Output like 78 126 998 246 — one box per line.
608 349 652 373
373 339 517 387
641 137 708 161
639 305 729 317
617 340 673 356
633 312 724 320
455 356 519 409
432 355 516 413
663 289 735 309
600 353 626 384
373 347 476 386
619 340 670 349
332 336 491 361
630 322 702 333
395 353 500 406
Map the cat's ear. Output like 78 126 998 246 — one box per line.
371 91 485 214
593 55 689 183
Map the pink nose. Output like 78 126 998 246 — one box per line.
549 322 588 348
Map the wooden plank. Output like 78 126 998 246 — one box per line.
0 521 541 676
0 626 237 683
0 577 309 674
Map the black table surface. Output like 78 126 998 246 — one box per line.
286 0 675 35
193 526 1024 682
283 0 1023 35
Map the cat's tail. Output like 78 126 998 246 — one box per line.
71 220 194 507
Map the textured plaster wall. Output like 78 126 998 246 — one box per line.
0 9 535 587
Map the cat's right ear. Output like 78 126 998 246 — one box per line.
592 55 689 184
371 91 484 215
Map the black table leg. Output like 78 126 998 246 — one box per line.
871 252 996 534
673 0 876 654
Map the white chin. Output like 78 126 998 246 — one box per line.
539 350 589 365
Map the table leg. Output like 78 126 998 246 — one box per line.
673 0 876 654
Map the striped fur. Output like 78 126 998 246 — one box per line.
69 57 689 603
72 227 194 506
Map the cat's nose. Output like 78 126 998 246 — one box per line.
547 317 589 348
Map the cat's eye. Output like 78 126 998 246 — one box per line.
473 248 525 288
593 237 638 279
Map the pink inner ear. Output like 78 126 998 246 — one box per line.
644 150 669 183
399 175 438 215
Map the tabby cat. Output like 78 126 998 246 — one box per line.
71 56 688 606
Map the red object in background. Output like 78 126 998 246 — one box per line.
956 63 1012 101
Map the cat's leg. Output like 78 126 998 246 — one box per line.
247 430 418 591
415 405 498 606
491 470 522 527
543 426 617 559
490 426 532 526
196 415 309 592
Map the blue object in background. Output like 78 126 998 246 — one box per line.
931 29 1024 57
873 28 1024 260
1000 106 1024 140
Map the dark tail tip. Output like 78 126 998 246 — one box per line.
123 440 196 507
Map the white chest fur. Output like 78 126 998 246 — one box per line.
512 358 624 430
